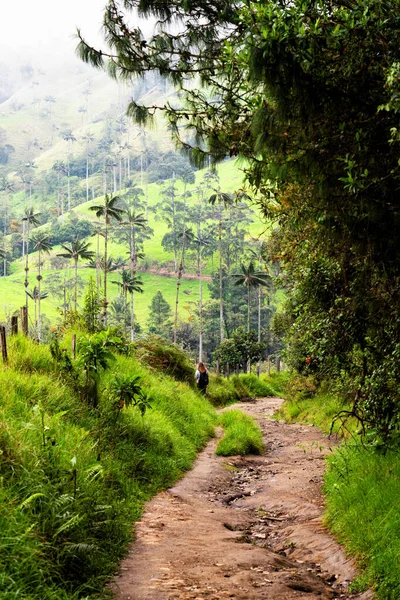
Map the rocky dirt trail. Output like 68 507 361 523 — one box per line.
111 398 373 600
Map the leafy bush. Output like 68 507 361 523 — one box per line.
135 335 195 386
216 409 263 456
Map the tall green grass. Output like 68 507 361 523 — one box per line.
207 373 278 406
216 409 263 456
0 335 216 599
325 444 400 599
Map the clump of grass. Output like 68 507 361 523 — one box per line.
216 409 263 456
134 335 195 387
207 373 279 407
275 390 353 436
207 374 240 406
324 443 400 599
230 373 277 397
261 371 291 395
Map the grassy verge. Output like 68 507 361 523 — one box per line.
0 335 216 599
208 373 279 406
325 443 400 599
216 409 263 456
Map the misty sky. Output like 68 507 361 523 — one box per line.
0 0 110 60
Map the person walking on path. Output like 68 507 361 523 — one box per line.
195 362 209 395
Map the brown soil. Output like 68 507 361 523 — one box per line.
111 398 374 600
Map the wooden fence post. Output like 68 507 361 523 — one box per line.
11 316 18 335
72 334 77 359
0 326 7 363
267 356 271 377
21 306 28 336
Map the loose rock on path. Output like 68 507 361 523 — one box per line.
111 398 374 600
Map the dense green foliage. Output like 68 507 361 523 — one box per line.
216 409 263 456
0 335 216 599
79 0 400 438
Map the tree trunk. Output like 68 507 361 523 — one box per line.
103 215 108 325
67 156 71 212
219 218 224 342
123 288 127 338
198 246 203 363
247 281 251 374
257 285 262 377
37 249 41 342
145 153 149 220
86 150 89 202
130 291 135 342
74 257 78 312
25 223 30 311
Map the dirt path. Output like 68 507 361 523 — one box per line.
111 398 373 600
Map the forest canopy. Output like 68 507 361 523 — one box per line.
78 0 400 441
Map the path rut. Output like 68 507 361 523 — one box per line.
111 397 374 600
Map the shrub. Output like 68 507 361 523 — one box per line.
135 335 195 386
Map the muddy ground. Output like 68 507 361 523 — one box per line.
111 398 374 600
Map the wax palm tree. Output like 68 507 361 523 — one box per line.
52 160 66 216
249 243 270 375
232 262 270 333
112 270 144 339
208 190 234 344
26 286 48 337
89 194 124 324
192 232 211 362
122 209 147 275
25 160 37 208
82 132 95 202
58 238 95 312
22 208 41 309
174 227 194 344
30 232 52 342
61 129 76 211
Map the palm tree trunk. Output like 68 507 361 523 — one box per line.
103 216 108 325
219 218 224 342
247 281 252 374
25 223 30 311
92 155 95 200
130 292 135 343
174 266 182 344
67 156 71 212
57 170 61 217
37 249 42 342
86 149 89 202
22 219 25 259
3 202 7 277
199 245 203 363
145 153 149 219
123 287 127 338
74 257 78 312
257 285 262 377
247 281 251 333
96 233 100 289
